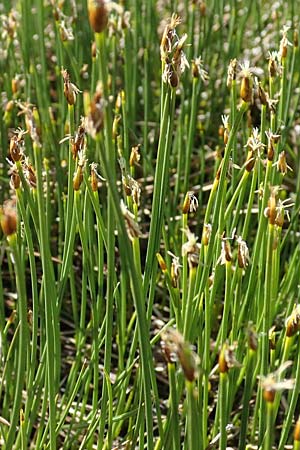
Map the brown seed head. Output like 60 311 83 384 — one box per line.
0 201 17 236
129 145 141 167
218 345 228 374
8 309 16 325
62 68 81 105
161 328 198 381
266 190 277 225
10 171 21 190
156 253 167 272
223 127 229 145
85 83 104 138
237 237 249 268
72 118 86 159
263 387 276 403
219 342 240 373
182 228 200 269
267 140 274 161
90 163 98 192
286 305 300 338
88 0 108 34
122 175 132 197
261 361 295 405
275 206 285 228
220 237 232 263
268 57 277 78
202 223 212 246
120 200 143 241
10 135 22 162
11 76 20 95
183 191 199 214
73 165 83 191
247 326 258 351
6 100 14 113
25 164 37 188
199 1 206 16
240 76 252 103
277 150 292 175
227 58 237 87
170 253 181 288
112 114 121 140
245 150 255 172
269 326 276 350
258 82 267 106
20 409 25 424
294 30 299 48
91 40 97 58
294 416 300 441
10 129 27 162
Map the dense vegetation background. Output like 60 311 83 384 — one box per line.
1 0 300 449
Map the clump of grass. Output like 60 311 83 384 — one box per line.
0 1 300 449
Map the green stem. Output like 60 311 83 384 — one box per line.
4 234 28 450
33 143 57 449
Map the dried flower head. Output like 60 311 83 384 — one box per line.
238 61 260 103
202 223 212 246
112 114 121 139
218 233 233 265
267 51 281 77
161 328 199 381
88 0 108 34
221 114 230 130
285 305 300 338
275 198 294 227
260 361 295 403
10 128 27 162
23 158 37 188
73 151 87 191
10 171 21 191
245 127 262 151
17 102 42 148
294 30 299 48
122 174 141 206
257 80 268 106
167 251 182 288
182 228 200 269
59 19 74 41
273 150 293 175
294 416 300 442
279 25 293 60
265 129 281 161
192 56 209 81
85 83 105 138
90 162 105 191
120 200 143 241
160 15 189 88
0 200 17 236
221 114 230 145
182 191 199 214
269 325 276 350
61 68 82 105
72 117 86 159
160 14 181 60
1 9 19 41
156 253 167 272
243 128 265 171
219 342 241 373
129 144 141 167
237 236 249 269
227 58 237 87
264 186 278 225
247 324 258 351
